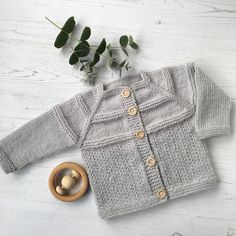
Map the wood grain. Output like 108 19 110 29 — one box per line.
0 0 235 235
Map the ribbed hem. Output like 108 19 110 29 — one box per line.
0 146 16 174
98 197 163 220
97 179 217 220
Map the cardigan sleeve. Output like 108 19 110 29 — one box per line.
0 91 93 174
188 63 233 139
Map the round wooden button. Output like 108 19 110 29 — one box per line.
48 162 89 202
156 188 167 199
135 130 145 139
128 106 138 116
146 156 156 167
121 88 131 98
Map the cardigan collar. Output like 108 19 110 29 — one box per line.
95 66 175 98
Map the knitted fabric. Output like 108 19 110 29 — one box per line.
0 62 232 219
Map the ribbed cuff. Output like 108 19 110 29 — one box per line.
196 126 231 140
0 146 16 174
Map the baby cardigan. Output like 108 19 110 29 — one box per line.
0 62 232 219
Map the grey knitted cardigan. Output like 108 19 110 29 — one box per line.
0 62 232 219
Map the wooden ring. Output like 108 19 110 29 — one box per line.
48 162 89 202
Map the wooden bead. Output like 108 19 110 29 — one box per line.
56 185 66 195
72 170 80 179
61 175 76 190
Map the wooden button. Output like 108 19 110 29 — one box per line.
156 188 167 199
135 130 145 139
121 88 131 98
128 106 138 116
146 156 156 167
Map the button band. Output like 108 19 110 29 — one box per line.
119 85 166 198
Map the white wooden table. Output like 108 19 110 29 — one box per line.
0 0 235 235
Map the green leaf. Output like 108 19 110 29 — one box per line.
119 35 128 48
122 48 128 56
74 41 90 57
80 27 91 41
129 35 134 45
128 35 138 49
106 43 111 51
54 17 75 48
130 41 138 49
125 62 131 71
106 44 113 57
96 38 106 54
54 31 69 48
90 53 100 66
62 16 76 34
109 57 113 67
80 64 85 71
119 59 127 68
69 53 79 65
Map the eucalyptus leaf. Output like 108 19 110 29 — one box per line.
80 27 91 41
106 43 113 57
125 62 130 71
130 41 138 49
91 53 100 66
96 38 106 54
74 41 90 57
54 31 68 48
109 57 113 67
69 53 79 65
129 35 134 45
119 35 128 48
80 64 85 71
62 16 76 34
119 59 127 68
106 43 111 51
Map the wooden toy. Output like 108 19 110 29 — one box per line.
48 162 89 202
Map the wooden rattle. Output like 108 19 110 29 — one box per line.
55 170 80 195
48 162 89 202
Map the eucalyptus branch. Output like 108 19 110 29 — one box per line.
45 16 139 83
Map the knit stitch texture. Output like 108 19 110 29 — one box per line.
0 62 232 219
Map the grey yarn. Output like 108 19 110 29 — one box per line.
0 62 232 219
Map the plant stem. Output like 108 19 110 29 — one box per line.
44 17 62 30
